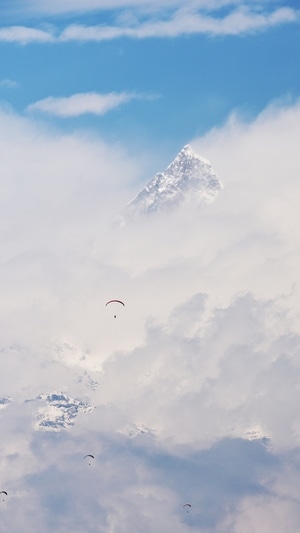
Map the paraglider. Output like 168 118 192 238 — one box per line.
183 503 191 513
105 299 125 318
84 454 94 466
0 491 7 502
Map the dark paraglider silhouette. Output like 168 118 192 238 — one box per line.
183 503 191 513
105 299 125 318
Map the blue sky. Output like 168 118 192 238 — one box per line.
1 2 300 532
0 0 299 159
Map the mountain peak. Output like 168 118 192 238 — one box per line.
180 143 209 163
124 144 222 220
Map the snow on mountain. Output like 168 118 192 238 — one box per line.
124 144 222 220
0 342 100 433
0 397 13 410
26 392 94 432
230 425 270 447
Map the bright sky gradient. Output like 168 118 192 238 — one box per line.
0 1 300 532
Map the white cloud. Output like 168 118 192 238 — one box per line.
60 6 298 41
0 4 298 44
27 91 139 117
1 98 300 529
219 466 300 533
1 0 237 17
0 26 54 44
3 0 298 17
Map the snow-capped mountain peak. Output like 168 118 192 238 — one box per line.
124 144 222 219
26 392 94 432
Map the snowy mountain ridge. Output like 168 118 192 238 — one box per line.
26 392 94 431
124 144 222 219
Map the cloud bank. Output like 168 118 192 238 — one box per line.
1 98 300 530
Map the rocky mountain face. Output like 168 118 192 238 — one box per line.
124 144 222 219
30 393 94 431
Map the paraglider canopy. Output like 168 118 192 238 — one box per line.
183 503 191 513
105 300 125 307
105 299 125 318
0 491 7 501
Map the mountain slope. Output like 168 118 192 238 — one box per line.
125 144 222 219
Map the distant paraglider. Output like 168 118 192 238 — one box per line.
183 503 191 513
0 491 7 502
105 299 125 318
84 454 94 466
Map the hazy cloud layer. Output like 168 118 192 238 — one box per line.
1 99 300 530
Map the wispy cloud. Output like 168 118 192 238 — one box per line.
3 0 298 17
0 5 298 44
60 7 299 41
0 25 54 44
27 91 139 117
0 78 18 88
